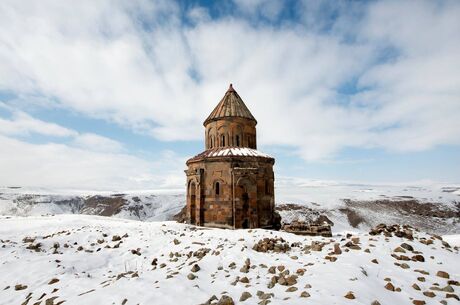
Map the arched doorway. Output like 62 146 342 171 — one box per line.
189 181 196 225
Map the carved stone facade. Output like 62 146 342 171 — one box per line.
185 84 276 229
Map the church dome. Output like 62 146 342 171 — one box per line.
203 84 257 126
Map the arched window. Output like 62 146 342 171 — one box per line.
236 135 240 147
221 134 225 147
215 182 220 195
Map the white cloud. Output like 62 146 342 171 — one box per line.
0 107 125 153
0 0 458 163
0 134 184 190
0 109 77 137
72 133 123 153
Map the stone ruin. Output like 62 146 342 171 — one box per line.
282 215 333 237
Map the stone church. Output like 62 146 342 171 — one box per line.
185 84 277 229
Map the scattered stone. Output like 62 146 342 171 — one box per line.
191 264 200 273
286 287 298 292
344 291 355 299
412 283 421 290
15 284 27 291
217 295 234 305
446 293 459 301
333 243 342 255
239 292 252 302
400 263 410 269
300 291 310 298
436 271 449 279
48 278 59 285
384 282 395 291
173 238 180 245
442 285 454 293
371 301 381 305
423 291 436 298
112 235 121 242
412 301 425 305
187 273 196 280
412 255 425 262
371 259 379 264
401 243 414 251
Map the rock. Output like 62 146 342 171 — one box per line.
417 277 425 282
300 291 310 298
332 243 342 254
311 241 325 251
446 293 459 301
442 285 454 292
239 292 252 302
296 268 305 275
412 301 425 305
400 263 410 269
371 259 378 264
436 271 449 279
48 278 59 285
384 282 395 291
191 264 200 273
371 301 381 305
394 247 406 253
112 235 121 241
240 277 249 284
401 243 414 251
217 295 234 305
14 284 27 291
344 291 355 299
277 265 285 272
411 255 425 262
351 237 360 244
344 241 361 250
412 283 421 290
240 265 249 273
422 291 435 298
173 238 180 245
414 269 429 275
268 266 276 274
187 273 196 280
286 287 298 292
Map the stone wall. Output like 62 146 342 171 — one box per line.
185 156 275 229
204 117 257 149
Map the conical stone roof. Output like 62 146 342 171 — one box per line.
204 84 257 125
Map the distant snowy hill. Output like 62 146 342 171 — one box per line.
0 215 459 305
0 180 459 235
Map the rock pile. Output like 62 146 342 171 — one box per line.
252 237 291 253
369 224 414 239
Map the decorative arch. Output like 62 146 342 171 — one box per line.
233 125 243 147
188 178 199 225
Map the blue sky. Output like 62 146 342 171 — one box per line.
0 0 459 190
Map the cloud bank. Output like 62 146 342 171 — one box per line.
0 0 459 188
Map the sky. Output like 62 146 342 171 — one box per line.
0 0 459 190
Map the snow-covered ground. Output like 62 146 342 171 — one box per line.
0 215 458 305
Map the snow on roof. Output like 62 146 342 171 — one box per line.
187 147 273 162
